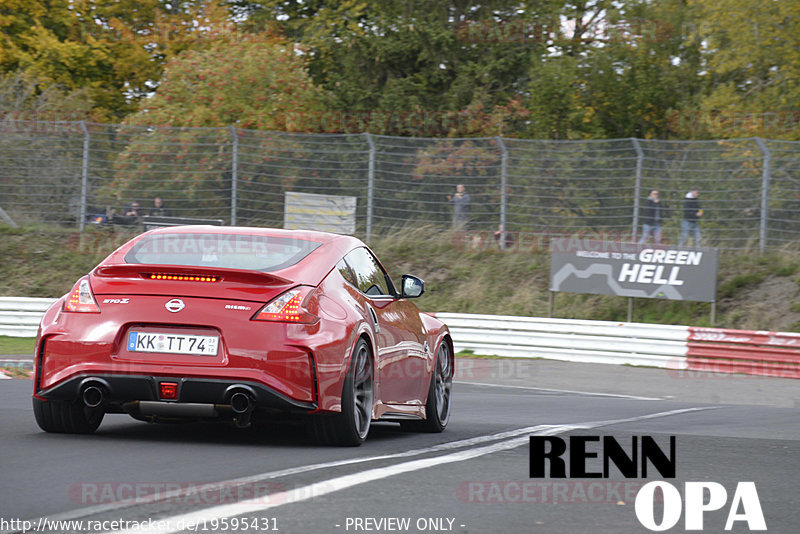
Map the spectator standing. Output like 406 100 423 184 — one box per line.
447 184 471 230
679 189 702 246
150 196 171 217
639 190 666 245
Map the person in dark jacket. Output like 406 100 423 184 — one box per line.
679 189 702 246
639 190 667 244
149 197 171 217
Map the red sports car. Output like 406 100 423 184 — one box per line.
33 226 453 445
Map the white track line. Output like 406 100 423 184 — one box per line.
110 407 713 534
457 380 663 401
15 423 580 525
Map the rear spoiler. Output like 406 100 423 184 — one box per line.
93 264 293 286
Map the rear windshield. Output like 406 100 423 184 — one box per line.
124 233 321 272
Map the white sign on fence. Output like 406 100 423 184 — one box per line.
284 192 357 234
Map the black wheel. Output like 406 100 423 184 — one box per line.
402 340 452 433
311 338 373 446
33 397 104 434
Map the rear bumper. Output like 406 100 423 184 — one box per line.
36 374 317 413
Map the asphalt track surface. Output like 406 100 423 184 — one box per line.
1 358 799 534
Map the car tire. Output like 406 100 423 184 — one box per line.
32 397 104 434
311 338 374 446
401 340 452 433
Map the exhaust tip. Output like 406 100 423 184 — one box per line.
229 391 252 414
82 386 104 408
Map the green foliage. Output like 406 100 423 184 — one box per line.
0 71 94 116
685 0 800 139
109 32 329 212
124 31 326 130
0 0 232 119
718 272 766 299
3 0 798 141
234 0 538 136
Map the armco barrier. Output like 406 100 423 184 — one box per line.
434 313 690 369
688 327 800 379
2 300 799 378
435 313 800 378
0 297 57 337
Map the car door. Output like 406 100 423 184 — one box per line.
342 247 427 404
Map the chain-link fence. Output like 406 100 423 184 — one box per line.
2 120 799 251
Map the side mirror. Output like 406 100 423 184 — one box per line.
400 275 425 298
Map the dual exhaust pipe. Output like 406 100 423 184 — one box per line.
80 379 255 416
80 379 110 409
228 390 253 414
226 386 255 428
82 385 105 408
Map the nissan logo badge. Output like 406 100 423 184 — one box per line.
165 298 185 313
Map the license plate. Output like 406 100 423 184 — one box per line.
127 332 219 356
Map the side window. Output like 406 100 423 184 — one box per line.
336 259 357 287
344 248 391 297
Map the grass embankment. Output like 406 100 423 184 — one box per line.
0 336 35 355
2 225 799 338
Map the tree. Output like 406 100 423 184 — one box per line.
229 0 539 136
123 30 327 129
0 71 93 118
523 0 704 139
109 30 330 222
0 72 97 225
0 0 231 120
685 0 800 139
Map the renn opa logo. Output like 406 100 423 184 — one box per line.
530 435 766 531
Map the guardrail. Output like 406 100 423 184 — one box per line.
0 297 57 337
435 313 800 379
434 313 691 369
2 300 798 379
687 328 800 379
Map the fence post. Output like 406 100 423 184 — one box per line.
631 138 644 242
495 136 508 232
79 121 90 232
364 132 375 243
754 137 770 254
230 125 238 225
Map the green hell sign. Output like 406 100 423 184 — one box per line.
549 239 719 303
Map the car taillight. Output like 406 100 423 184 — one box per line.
252 287 317 323
64 277 100 313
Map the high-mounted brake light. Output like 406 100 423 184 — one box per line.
148 273 219 282
64 277 100 313
252 287 317 323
